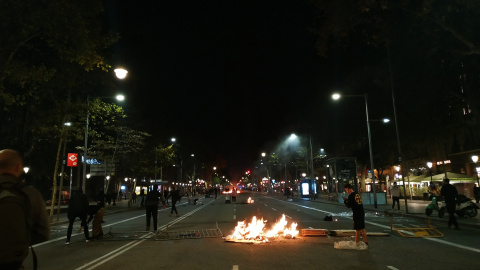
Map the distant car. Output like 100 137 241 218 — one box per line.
45 199 69 206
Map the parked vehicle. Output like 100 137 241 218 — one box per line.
440 195 478 218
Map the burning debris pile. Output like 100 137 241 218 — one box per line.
225 214 299 243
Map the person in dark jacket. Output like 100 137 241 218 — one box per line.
168 186 181 217
139 188 145 207
145 184 163 231
66 189 91 244
95 190 105 208
474 185 480 204
440 178 459 230
0 149 50 269
343 183 368 246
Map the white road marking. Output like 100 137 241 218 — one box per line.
272 208 277 211
232 265 239 270
267 196 480 254
71 200 215 269
233 215 236 220
39 202 193 247
75 234 149 270
387 266 399 270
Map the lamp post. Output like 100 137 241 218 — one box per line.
82 94 125 194
191 153 196 195
472 155 479 185
427 162 433 183
332 93 378 208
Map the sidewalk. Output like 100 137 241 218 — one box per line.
49 194 206 225
308 194 480 229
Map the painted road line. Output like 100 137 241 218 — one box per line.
74 200 215 269
75 233 150 270
37 201 204 247
269 195 480 254
387 266 399 270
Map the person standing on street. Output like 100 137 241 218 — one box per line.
66 189 91 244
112 191 117 206
145 184 163 231
0 149 50 269
473 184 480 204
139 188 145 207
440 178 459 230
95 190 105 208
343 183 368 246
390 182 400 210
232 187 237 203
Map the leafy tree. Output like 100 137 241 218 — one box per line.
309 0 480 168
0 0 119 199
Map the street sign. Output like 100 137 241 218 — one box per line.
67 153 78 167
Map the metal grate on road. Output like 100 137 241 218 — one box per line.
156 228 223 240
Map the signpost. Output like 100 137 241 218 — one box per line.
68 153 78 196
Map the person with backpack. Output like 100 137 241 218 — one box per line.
65 189 91 244
145 184 164 231
0 149 50 269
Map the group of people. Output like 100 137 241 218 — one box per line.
344 177 468 247
66 189 106 244
390 178 464 230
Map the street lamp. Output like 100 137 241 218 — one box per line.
332 93 378 208
114 68 128 79
82 94 125 193
427 162 433 182
472 155 479 185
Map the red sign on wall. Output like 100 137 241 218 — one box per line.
67 153 78 167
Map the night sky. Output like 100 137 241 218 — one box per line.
106 0 376 178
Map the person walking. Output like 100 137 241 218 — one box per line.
66 189 91 244
214 187 218 199
168 186 181 217
145 184 163 231
343 183 368 246
139 188 145 207
0 149 50 269
440 178 459 230
390 182 400 210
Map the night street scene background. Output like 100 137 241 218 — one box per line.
1 1 480 269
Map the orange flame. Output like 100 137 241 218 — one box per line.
226 214 298 243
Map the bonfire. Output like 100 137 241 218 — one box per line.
225 214 299 243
